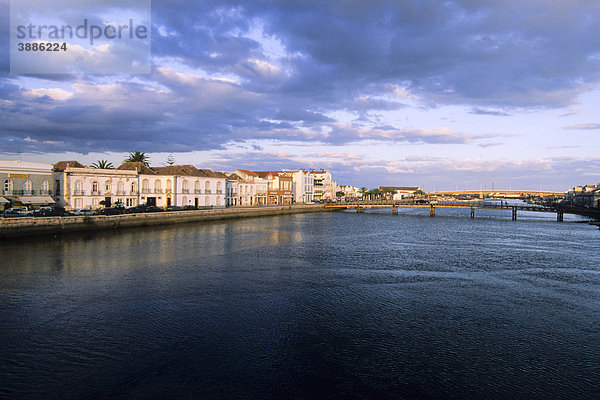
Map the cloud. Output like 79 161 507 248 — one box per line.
564 123 600 130
470 108 510 116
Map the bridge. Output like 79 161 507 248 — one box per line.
426 189 564 197
325 200 571 221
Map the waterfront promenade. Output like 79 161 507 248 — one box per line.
0 204 330 239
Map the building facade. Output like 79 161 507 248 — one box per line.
54 161 139 209
311 170 334 201
1 160 54 209
290 170 314 203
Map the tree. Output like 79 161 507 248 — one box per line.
90 160 114 169
381 187 395 200
336 190 345 199
165 154 175 166
359 187 368 199
414 189 426 197
124 151 150 166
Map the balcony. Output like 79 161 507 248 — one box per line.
130 191 139 196
217 190 223 194
141 188 150 194
117 190 127 195
182 189 190 194
154 189 164 194
3 190 44 196
91 190 101 196
40 190 52 195
205 189 211 194
74 190 85 196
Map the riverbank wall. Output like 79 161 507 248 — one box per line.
0 205 331 239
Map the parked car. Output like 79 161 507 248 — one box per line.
183 205 198 211
69 208 97 216
126 204 148 214
145 206 164 213
11 207 34 216
35 206 66 217
166 205 184 211
1 209 25 218
99 206 126 215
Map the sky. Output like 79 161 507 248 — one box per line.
1 0 600 191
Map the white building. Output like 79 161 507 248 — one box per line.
1 160 54 209
310 170 335 201
234 169 268 205
338 185 360 199
288 170 314 203
152 165 226 208
54 161 138 210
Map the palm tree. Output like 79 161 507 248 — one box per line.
360 187 368 200
124 151 150 166
90 160 114 169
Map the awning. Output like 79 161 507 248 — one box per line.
0 197 9 204
17 196 55 205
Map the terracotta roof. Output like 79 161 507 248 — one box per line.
209 171 230 179
227 173 243 180
310 170 328 174
236 169 258 176
117 161 157 175
197 168 224 178
152 165 202 176
53 161 86 171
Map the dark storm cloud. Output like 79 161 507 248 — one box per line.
2 0 600 153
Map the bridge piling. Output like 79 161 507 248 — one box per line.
557 212 564 222
470 206 475 219
356 206 364 213
430 205 436 217
512 207 517 221
392 205 398 215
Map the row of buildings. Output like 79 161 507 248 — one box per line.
0 159 352 210
565 183 600 208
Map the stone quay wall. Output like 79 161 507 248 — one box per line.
0 205 331 239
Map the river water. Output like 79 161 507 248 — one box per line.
1 208 600 399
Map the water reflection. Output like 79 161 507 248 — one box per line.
1 211 599 399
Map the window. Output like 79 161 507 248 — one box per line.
205 196 209 205
23 179 32 192
182 196 187 205
131 182 137 193
3 179 13 193
216 196 221 206
117 181 124 193
74 180 83 194
182 180 189 193
205 181 210 192
55 180 60 196
92 181 99 193
74 198 83 208
142 179 149 193
195 180 200 193
105 181 112 192
155 180 162 193
217 181 222 191
166 179 172 193
41 180 49 194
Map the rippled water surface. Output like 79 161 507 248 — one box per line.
2 209 600 399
